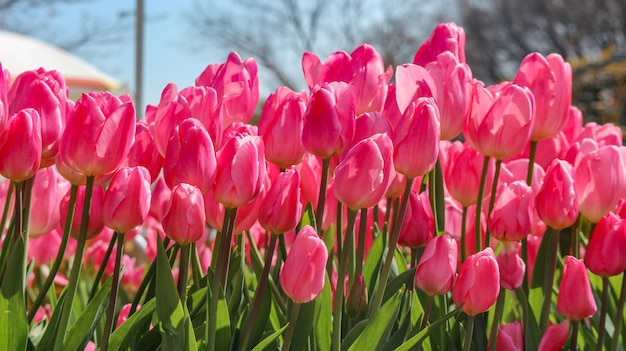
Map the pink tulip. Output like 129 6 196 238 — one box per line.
452 247 500 315
351 112 393 148
296 154 322 210
0 108 42 182
258 86 308 168
576 121 622 147
60 184 105 240
162 183 206 244
346 274 368 318
413 22 466 65
496 242 525 290
150 84 222 157
259 167 302 234
491 321 524 351
302 82 356 158
58 92 135 177
585 212 626 277
195 52 259 125
557 256 597 321
513 53 572 141
443 141 493 206
163 118 216 194
464 82 535 160
535 159 579 229
204 185 265 236
381 84 403 131
574 138 626 222
538 319 570 351
398 191 435 248
29 167 70 237
8 68 70 166
414 234 458 296
488 180 533 242
213 134 265 208
562 106 583 145
127 120 163 183
102 166 152 233
280 225 328 303
54 147 114 186
334 133 394 210
392 97 440 178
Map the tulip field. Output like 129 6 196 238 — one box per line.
1 22 625 350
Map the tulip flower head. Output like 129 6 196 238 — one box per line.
585 212 626 277
0 108 42 182
162 183 206 245
557 256 597 321
452 247 500 315
414 234 458 296
102 166 152 233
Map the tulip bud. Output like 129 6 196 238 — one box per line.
0 108 42 182
102 166 152 233
415 234 458 296
280 225 328 303
492 321 524 351
585 212 626 277
557 256 597 321
60 184 106 240
443 141 493 206
535 159 578 229
258 167 302 234
346 275 368 319
162 183 206 245
488 180 533 242
496 242 525 290
398 191 435 248
413 22 466 65
538 319 569 351
452 247 500 315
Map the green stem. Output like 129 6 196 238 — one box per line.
282 302 302 351
101 232 124 351
540 227 559 332
0 181 14 238
573 214 581 258
177 244 191 305
129 236 170 316
332 209 358 351
570 320 579 351
369 177 415 317
420 295 434 330
434 159 445 235
521 140 537 293
28 185 78 323
461 206 468 262
526 141 537 186
484 159 502 246
239 234 278 351
475 156 490 253
428 168 439 235
354 208 368 279
53 175 95 351
597 277 609 350
488 288 506 351
191 243 203 288
610 271 626 351
463 314 476 351
315 158 331 233
0 182 21 285
88 231 118 301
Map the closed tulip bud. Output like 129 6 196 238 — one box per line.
585 212 626 277
464 82 535 160
0 108 41 182
413 22 466 65
29 167 70 237
574 139 626 222
535 159 579 229
163 118 216 194
488 180 533 242
557 256 597 321
280 225 328 303
302 82 356 158
538 319 570 351
127 120 163 183
59 92 135 177
415 234 458 296
398 191 435 248
514 53 572 141
393 97 440 179
258 86 308 168
452 247 500 315
346 275 368 319
492 321 524 351
496 242 525 290
334 133 394 210
213 134 265 208
162 183 206 244
60 184 106 240
443 141 493 206
102 166 151 233
259 167 302 234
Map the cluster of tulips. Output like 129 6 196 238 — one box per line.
0 21 625 350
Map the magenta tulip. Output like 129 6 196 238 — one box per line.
28 167 70 237
0 108 41 182
127 120 163 183
493 321 524 351
414 234 458 296
280 225 328 303
538 320 570 351
259 167 302 234
60 184 105 240
443 141 493 206
496 242 526 290
413 22 466 65
398 191 435 248
488 180 533 242
102 166 152 233
535 159 579 229
162 183 206 244
452 247 500 315
585 212 626 277
557 256 597 321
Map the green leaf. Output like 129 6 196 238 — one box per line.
394 303 464 351
289 300 317 351
213 285 231 351
33 291 66 351
348 287 404 351
363 233 384 298
250 324 288 351
108 297 157 350
313 273 333 351
0 233 28 351
382 268 415 305
63 277 112 350
341 319 369 351
531 230 551 289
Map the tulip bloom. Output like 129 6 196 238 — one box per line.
162 183 206 245
302 82 356 158
127 120 164 183
413 22 466 65
535 159 578 229
585 212 626 277
258 167 302 234
414 234 458 296
0 108 42 182
29 167 70 237
574 139 626 222
59 92 135 177
452 247 500 315
496 242 525 290
537 319 570 351
334 133 394 210
60 184 106 240
464 82 535 160
488 180 533 242
258 86 308 168
392 97 440 179
398 191 435 248
443 141 493 206
102 166 152 233
557 256 597 321
513 53 572 141
280 225 328 303
492 321 524 351
163 118 217 194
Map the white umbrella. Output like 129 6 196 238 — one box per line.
0 30 121 94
